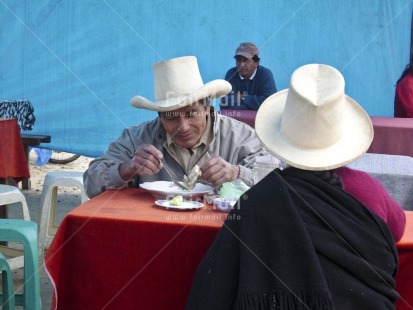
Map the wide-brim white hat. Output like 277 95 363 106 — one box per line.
255 64 373 171
131 56 231 112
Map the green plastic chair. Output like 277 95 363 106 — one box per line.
0 220 40 310
0 252 15 310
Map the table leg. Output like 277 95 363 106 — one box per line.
0 178 8 218
0 205 7 219
0 179 8 245
21 145 31 190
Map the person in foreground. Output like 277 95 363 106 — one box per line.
84 56 271 198
220 42 277 110
186 64 406 309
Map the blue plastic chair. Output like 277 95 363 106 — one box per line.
0 220 40 309
0 252 15 309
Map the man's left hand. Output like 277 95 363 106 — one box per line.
200 156 240 187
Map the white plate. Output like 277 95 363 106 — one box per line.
140 181 214 200
155 200 204 210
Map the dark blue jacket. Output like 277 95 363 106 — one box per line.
220 65 277 110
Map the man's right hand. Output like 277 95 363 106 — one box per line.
119 144 163 181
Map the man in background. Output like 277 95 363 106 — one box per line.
220 42 277 110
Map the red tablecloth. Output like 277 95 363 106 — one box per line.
368 117 413 157
220 111 413 157
45 189 413 310
0 118 30 182
45 189 226 309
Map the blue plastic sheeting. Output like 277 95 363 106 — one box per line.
0 1 412 157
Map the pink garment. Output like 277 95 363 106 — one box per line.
335 166 406 242
394 70 413 117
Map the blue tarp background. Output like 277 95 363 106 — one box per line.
1 1 412 157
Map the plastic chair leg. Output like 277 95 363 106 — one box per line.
0 220 40 310
0 253 16 310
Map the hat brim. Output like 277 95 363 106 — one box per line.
234 52 253 59
131 79 231 112
255 90 374 170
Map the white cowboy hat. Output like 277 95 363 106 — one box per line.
131 56 231 112
255 64 373 170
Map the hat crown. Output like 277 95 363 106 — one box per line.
234 42 259 59
281 64 345 149
255 63 373 171
153 56 204 101
130 56 231 112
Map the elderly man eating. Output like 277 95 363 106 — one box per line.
84 56 271 198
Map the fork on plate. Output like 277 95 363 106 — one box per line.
160 159 190 191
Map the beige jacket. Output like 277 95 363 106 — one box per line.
84 111 270 198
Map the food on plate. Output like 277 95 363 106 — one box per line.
170 195 184 206
183 165 202 190
139 181 214 200
218 180 250 200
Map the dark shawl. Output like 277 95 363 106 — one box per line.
186 168 399 309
